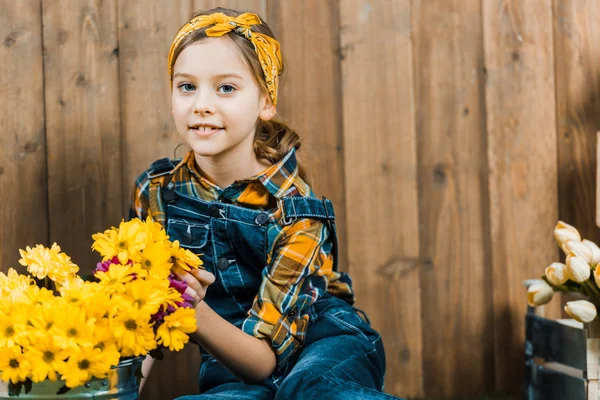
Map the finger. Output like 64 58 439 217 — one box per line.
184 286 200 305
190 269 216 285
172 267 202 293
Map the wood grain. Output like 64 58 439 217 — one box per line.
42 0 121 276
339 0 422 397
412 0 494 396
553 1 600 240
0 0 48 272
118 2 196 399
266 0 349 272
483 0 560 394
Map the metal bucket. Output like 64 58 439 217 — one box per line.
0 356 143 399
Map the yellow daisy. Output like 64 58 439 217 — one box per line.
23 335 68 382
111 305 156 357
52 303 94 350
136 242 172 280
94 263 137 294
156 307 197 351
0 346 30 384
170 240 203 272
56 345 116 388
122 279 165 316
144 216 169 244
18 243 78 282
91 219 147 264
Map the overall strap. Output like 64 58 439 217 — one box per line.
279 197 339 272
147 158 178 226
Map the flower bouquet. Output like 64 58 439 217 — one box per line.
0 217 202 397
527 221 600 323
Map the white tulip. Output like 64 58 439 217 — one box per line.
566 253 591 283
563 240 593 263
564 300 597 323
527 280 554 307
583 239 600 266
545 262 568 286
554 221 581 246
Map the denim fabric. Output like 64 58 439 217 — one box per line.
163 188 403 399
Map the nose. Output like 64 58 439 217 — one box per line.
192 89 216 115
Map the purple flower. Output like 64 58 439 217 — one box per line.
169 275 188 294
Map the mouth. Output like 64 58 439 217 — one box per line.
189 124 223 136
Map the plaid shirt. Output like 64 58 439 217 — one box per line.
130 148 354 367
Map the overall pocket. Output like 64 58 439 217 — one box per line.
166 218 210 250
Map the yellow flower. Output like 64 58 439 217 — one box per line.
18 243 79 282
28 300 61 338
0 346 30 384
53 303 94 350
144 216 169 244
94 263 137 294
56 345 115 388
59 279 97 305
170 240 203 272
122 279 165 316
156 307 197 351
91 219 147 264
23 335 68 382
0 268 33 296
136 242 173 280
0 312 27 348
111 305 156 357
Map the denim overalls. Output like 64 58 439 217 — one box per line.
145 159 401 400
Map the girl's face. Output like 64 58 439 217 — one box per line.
171 36 275 163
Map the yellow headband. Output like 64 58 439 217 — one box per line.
168 12 283 106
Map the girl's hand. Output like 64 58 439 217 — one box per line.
173 266 216 307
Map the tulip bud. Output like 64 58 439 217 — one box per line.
564 300 597 323
545 262 568 286
527 280 554 307
566 253 591 283
562 240 593 263
584 239 600 266
554 221 581 246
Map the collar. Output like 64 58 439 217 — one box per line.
181 148 301 199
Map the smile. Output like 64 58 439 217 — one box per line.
190 126 223 137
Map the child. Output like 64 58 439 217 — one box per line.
130 7 402 400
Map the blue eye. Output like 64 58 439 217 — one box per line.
178 83 195 92
218 84 236 94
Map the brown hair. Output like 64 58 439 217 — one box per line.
169 7 310 184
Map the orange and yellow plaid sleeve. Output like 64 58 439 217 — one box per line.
242 217 335 370
128 171 151 221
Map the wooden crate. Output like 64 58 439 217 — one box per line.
525 306 600 399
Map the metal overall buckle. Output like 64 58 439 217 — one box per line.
279 198 298 226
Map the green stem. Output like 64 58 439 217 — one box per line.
585 280 600 299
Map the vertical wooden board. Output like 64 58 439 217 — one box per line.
193 0 266 15
483 0 559 393
265 0 348 272
554 1 600 245
119 3 196 400
119 1 192 217
339 0 421 397
0 0 48 272
412 0 494 396
42 0 121 275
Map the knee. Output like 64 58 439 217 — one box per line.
274 371 322 400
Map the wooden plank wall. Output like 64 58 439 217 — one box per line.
2 0 600 398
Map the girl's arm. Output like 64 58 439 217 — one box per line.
192 301 276 383
138 355 154 394
175 267 277 384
